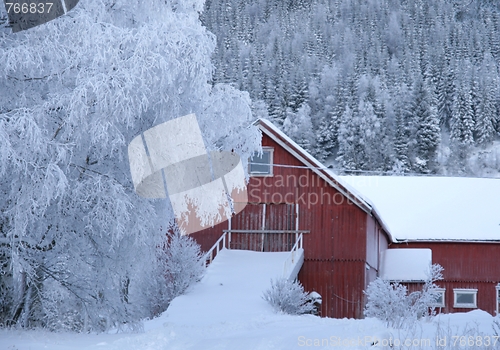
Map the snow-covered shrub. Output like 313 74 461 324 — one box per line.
364 278 410 329
364 264 443 329
164 230 205 301
493 314 500 338
407 264 444 320
263 278 315 315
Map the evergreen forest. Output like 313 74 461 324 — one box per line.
203 0 500 176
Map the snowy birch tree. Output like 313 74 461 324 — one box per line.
0 0 260 331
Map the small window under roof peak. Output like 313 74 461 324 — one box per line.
249 147 273 176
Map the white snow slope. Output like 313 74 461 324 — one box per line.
163 249 294 326
1 249 500 349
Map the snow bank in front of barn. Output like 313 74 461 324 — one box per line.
1 308 499 349
0 242 499 349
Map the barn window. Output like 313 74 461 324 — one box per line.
433 289 446 308
453 289 477 308
249 148 273 176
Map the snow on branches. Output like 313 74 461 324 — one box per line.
364 264 444 329
263 277 316 315
0 0 259 331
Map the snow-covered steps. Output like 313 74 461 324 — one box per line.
164 248 303 326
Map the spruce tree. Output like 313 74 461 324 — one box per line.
450 78 475 168
475 54 499 145
337 106 364 171
412 77 441 173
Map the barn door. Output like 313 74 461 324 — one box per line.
229 203 299 252
262 203 298 252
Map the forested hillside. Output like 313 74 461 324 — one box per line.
202 0 500 176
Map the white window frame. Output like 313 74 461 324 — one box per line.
453 289 478 308
432 288 446 308
496 284 500 315
249 147 274 177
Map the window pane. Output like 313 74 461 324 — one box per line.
250 151 271 174
456 293 474 305
435 294 443 304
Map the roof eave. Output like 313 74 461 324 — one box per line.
256 119 372 213
254 118 397 244
393 238 500 244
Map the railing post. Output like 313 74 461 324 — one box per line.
228 216 232 249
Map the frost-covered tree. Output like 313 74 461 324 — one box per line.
202 0 500 176
392 83 412 173
283 103 315 153
357 99 379 170
450 76 475 168
262 277 315 315
0 0 260 331
412 77 441 173
474 54 499 145
337 105 365 171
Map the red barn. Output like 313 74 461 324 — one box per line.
191 119 500 318
342 176 500 316
191 119 392 319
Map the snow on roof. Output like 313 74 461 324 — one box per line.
255 119 372 211
380 248 432 282
255 119 397 242
340 176 500 242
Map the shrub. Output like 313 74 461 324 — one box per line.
163 230 205 301
263 277 316 315
364 264 444 329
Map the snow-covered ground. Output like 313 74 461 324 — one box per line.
1 249 499 349
2 308 498 349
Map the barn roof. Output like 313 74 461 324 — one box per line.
254 119 394 242
380 248 432 282
339 176 500 242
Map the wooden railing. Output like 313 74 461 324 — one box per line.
201 231 229 267
283 233 304 278
201 230 308 268
222 229 308 252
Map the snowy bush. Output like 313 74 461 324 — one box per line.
364 278 410 329
263 278 316 315
493 314 500 338
364 264 443 329
164 230 205 301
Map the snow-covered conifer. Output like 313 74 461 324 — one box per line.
283 104 315 153
412 76 441 173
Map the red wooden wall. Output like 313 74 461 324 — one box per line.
389 242 500 315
